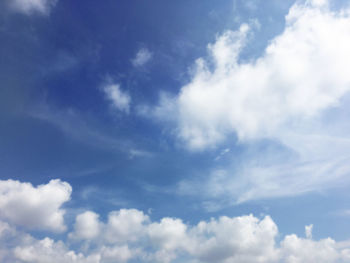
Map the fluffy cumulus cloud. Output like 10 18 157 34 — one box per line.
103 83 131 113
0 178 350 262
147 0 350 203
70 209 149 244
162 0 350 150
69 211 101 240
1 210 350 263
0 179 71 232
131 48 153 67
104 209 149 244
8 0 58 15
13 237 100 263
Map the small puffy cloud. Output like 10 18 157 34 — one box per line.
305 224 313 239
0 179 71 232
105 209 149 244
70 209 149 244
131 48 153 67
148 217 188 251
188 215 279 263
281 234 340 263
103 83 131 113
9 0 58 15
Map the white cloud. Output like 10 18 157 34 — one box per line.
186 215 279 263
0 178 350 263
305 224 313 239
148 218 187 251
98 245 134 263
166 1 350 150
103 83 131 113
9 0 58 15
69 209 150 244
69 211 101 240
148 0 350 203
281 234 342 263
214 148 230 161
13 237 100 263
131 48 153 67
0 179 71 232
104 209 149 244
2 208 350 263
65 208 350 263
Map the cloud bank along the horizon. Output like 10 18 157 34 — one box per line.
8 0 58 15
1 179 350 263
150 0 350 203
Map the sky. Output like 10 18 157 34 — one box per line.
2 0 350 262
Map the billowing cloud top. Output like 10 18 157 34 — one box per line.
155 0 350 150
0 179 71 232
140 0 350 204
1 179 350 263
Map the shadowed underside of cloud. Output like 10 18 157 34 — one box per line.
1 179 350 263
146 0 350 204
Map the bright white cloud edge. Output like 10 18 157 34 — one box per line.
1 179 350 263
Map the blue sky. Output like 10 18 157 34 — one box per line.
2 0 350 262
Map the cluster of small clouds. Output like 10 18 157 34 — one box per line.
1 179 350 263
146 0 350 203
101 47 153 113
8 0 58 15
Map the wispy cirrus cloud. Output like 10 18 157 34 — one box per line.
131 48 153 67
103 83 131 114
8 0 58 15
29 105 152 161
